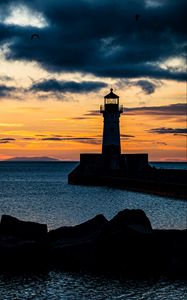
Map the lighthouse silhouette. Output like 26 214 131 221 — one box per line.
100 88 123 156
68 89 149 184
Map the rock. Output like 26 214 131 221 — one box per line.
48 214 108 269
48 214 108 242
0 235 47 271
0 211 186 278
0 215 47 241
109 209 152 232
96 209 153 259
153 229 187 277
95 210 187 278
95 209 155 276
0 215 48 271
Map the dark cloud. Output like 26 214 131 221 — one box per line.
40 134 134 144
155 141 167 145
0 138 16 140
0 136 101 145
0 0 186 81
117 79 162 94
148 127 187 134
41 136 101 144
51 134 65 138
132 80 158 94
0 84 16 98
121 134 135 139
30 79 107 94
124 103 187 116
78 139 101 145
0 137 16 143
42 137 64 141
85 110 100 116
173 134 187 137
42 137 95 141
71 117 90 120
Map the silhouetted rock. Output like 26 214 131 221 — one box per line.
0 235 48 271
48 214 108 241
0 236 35 269
0 216 48 271
95 209 157 276
0 215 47 241
48 214 108 269
94 210 186 277
109 208 152 231
153 229 187 277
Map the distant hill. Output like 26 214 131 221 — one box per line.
5 157 60 162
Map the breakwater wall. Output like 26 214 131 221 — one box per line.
68 154 187 199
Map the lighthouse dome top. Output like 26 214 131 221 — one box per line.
104 88 119 99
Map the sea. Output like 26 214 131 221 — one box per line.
0 161 186 300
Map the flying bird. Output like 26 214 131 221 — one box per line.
31 33 40 40
135 14 140 21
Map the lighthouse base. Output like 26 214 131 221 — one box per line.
68 153 187 199
68 153 149 185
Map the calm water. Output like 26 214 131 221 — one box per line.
150 162 187 170
0 162 186 299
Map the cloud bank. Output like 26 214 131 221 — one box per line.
124 103 187 116
0 137 16 143
148 127 187 134
0 0 186 81
0 84 16 98
30 79 107 94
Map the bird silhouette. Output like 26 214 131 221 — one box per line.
135 14 140 21
31 33 40 40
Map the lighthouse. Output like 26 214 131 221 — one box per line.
68 89 149 184
100 88 123 156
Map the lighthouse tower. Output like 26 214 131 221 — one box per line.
68 88 149 184
100 89 123 156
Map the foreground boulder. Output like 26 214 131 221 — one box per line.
0 215 48 271
0 215 47 241
154 229 187 277
95 209 156 276
0 236 46 271
48 214 108 269
108 208 152 232
48 214 107 242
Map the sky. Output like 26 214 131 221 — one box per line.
0 0 186 161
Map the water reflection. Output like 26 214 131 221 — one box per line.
0 271 187 300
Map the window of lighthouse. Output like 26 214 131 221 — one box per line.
106 98 118 105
